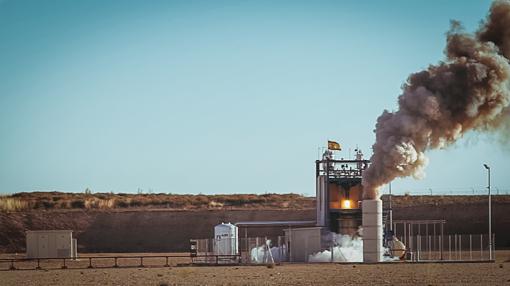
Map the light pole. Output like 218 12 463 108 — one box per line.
483 164 492 260
389 182 393 231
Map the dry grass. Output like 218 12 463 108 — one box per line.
0 192 314 212
0 196 28 212
2 192 507 212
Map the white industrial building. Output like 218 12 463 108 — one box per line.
26 230 77 259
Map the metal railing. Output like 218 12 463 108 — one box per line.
0 254 239 271
2 231 494 271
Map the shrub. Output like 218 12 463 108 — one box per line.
70 200 85 208
130 199 143 207
41 200 56 209
59 201 70 208
114 200 129 208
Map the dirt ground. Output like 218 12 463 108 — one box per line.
1 251 509 286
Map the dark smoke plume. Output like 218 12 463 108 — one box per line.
362 0 510 200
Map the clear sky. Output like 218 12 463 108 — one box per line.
0 0 507 196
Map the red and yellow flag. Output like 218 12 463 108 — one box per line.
327 140 341 151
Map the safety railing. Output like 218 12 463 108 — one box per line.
0 254 239 271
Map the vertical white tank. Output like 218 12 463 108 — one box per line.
214 223 238 255
362 199 383 262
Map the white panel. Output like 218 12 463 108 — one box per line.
363 226 383 238
26 233 37 258
38 234 49 258
362 213 382 226
26 231 73 258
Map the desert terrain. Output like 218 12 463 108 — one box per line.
1 193 509 285
0 251 509 286
1 193 509 253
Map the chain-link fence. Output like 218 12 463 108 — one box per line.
382 187 510 196
401 233 496 261
192 232 495 264
193 236 288 264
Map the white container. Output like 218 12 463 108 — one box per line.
213 223 238 255
362 200 383 263
26 230 73 259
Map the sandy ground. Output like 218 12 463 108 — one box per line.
0 251 509 286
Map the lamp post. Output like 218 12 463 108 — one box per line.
389 182 393 231
483 164 492 260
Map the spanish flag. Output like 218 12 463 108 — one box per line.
328 140 341 151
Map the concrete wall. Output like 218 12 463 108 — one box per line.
1 197 508 253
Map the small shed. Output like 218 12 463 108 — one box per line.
26 230 75 259
284 227 326 262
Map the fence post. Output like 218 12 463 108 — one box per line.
480 234 483 260
449 235 451 260
278 236 282 263
9 260 15 270
88 257 93 268
493 233 496 261
404 222 407 247
439 234 442 261
409 224 412 254
416 235 419 261
440 221 444 260
61 258 67 269
265 236 268 264
433 224 436 255
36 258 41 270
454 234 457 260
165 256 170 267
469 235 472 260
114 257 118 268
459 235 462 260
139 257 144 268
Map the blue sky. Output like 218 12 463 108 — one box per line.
0 0 507 196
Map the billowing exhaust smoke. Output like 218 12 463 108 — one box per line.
362 0 510 200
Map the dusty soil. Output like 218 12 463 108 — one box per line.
0 251 509 286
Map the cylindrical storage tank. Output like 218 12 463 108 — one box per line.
213 223 238 256
362 199 383 262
